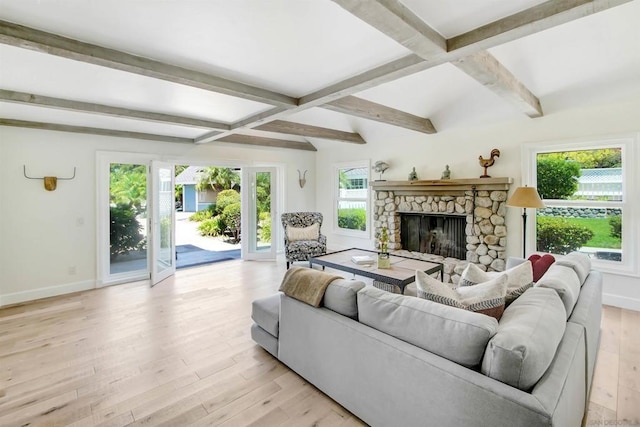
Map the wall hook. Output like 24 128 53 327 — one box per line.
23 165 76 191
297 169 307 188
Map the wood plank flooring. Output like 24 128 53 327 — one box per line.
0 259 638 426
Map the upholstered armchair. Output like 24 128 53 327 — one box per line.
281 212 327 269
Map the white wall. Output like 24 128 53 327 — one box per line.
0 127 316 305
315 97 640 311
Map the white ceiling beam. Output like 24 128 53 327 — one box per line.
452 52 543 118
323 96 436 134
332 1 542 118
255 120 366 144
0 118 193 143
0 89 231 130
331 0 446 57
217 134 317 152
0 20 297 108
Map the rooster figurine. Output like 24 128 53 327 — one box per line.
479 149 500 178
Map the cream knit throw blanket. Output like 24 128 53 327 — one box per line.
279 266 342 307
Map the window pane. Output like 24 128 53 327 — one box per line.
338 201 366 231
536 208 622 261
109 163 148 274
338 167 368 192
536 148 622 201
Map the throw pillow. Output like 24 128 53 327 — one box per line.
527 254 555 282
416 270 507 320
460 262 534 306
555 251 591 285
286 223 319 241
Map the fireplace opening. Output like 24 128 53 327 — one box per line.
400 213 466 260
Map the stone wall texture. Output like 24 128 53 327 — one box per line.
373 189 508 284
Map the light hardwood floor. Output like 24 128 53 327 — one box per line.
0 259 638 426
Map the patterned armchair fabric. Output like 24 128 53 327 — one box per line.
281 212 327 269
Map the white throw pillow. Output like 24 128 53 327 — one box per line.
416 270 507 320
460 261 534 306
286 223 320 241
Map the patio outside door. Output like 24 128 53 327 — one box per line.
150 161 175 286
241 167 277 260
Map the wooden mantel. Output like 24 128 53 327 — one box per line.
370 177 512 195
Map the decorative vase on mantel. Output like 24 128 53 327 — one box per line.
378 227 391 269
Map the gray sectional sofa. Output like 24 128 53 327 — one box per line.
251 254 602 427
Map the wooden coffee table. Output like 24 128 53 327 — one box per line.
310 248 443 295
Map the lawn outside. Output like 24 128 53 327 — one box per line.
562 217 621 249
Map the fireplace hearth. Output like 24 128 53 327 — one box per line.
400 213 466 260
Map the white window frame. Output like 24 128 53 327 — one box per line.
523 134 639 276
333 160 371 238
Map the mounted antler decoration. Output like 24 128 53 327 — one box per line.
478 149 500 178
297 169 307 188
23 165 76 191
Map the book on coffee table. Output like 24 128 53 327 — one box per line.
351 255 375 265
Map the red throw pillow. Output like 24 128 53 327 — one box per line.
528 254 555 282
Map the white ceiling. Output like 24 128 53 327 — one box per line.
0 0 639 147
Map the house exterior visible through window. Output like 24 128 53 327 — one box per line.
335 162 370 236
525 135 638 276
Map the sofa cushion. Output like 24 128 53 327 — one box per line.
555 251 591 285
481 287 567 391
357 286 498 367
535 264 581 319
460 262 534 306
416 270 507 320
251 293 281 337
286 223 319 241
323 279 366 319
528 254 556 282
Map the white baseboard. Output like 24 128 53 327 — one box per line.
0 279 96 307
602 293 640 312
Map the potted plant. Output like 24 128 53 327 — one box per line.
378 226 390 269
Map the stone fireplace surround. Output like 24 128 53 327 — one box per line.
371 178 512 285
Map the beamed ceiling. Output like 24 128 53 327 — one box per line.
0 0 639 151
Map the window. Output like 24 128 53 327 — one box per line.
525 135 638 275
334 161 370 236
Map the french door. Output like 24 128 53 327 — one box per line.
241 167 277 260
150 161 175 286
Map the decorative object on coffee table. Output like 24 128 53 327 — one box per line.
378 227 391 269
506 185 545 257
408 167 418 181
373 161 390 181
441 165 451 180
478 148 500 178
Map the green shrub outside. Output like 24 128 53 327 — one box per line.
216 190 240 214
222 203 241 241
258 211 271 243
198 217 224 237
110 203 145 259
609 215 622 239
189 204 216 222
536 217 594 255
338 208 366 231
536 158 581 199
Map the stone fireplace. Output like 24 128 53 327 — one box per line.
371 178 512 284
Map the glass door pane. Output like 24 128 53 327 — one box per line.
109 163 148 275
242 167 277 260
151 161 175 286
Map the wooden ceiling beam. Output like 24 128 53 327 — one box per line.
452 51 542 117
0 118 193 143
331 0 446 57
255 120 365 144
0 19 297 108
332 1 542 118
217 134 317 151
323 96 436 134
0 89 231 130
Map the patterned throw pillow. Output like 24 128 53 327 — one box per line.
460 262 534 306
527 254 556 282
286 223 319 241
416 270 508 320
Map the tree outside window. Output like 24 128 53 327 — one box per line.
336 163 369 234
